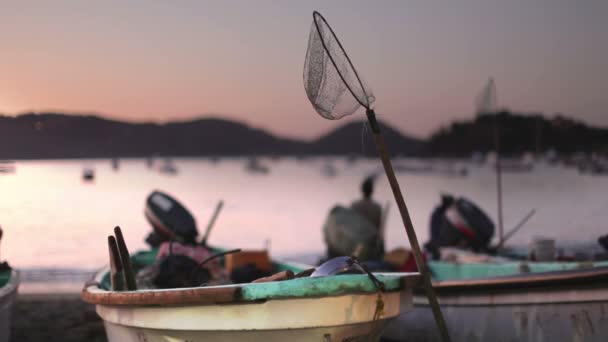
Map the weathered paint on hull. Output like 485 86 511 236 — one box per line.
97 290 411 342
104 320 391 342
0 271 19 342
385 287 608 342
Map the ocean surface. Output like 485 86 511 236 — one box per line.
0 157 606 292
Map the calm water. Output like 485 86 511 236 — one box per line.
1 157 607 291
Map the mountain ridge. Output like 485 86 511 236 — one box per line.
0 112 423 159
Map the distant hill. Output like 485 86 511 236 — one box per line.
429 111 608 157
0 112 423 159
311 121 426 156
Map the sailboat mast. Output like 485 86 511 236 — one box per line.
477 77 504 242
494 116 504 242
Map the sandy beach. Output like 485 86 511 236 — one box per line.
11 293 106 342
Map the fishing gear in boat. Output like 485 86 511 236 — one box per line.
311 256 385 290
154 241 241 289
303 10 451 341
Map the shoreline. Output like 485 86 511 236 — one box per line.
12 292 107 342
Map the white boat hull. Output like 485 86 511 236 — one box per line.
97 290 411 342
0 271 19 342
104 320 391 342
385 285 608 342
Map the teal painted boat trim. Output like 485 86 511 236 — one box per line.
429 260 608 281
131 249 158 266
239 274 406 301
0 270 9 288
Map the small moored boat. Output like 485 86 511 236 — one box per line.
386 260 608 341
245 157 270 174
0 160 15 174
83 249 419 341
0 269 19 342
0 225 19 342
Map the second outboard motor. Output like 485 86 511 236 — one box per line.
430 196 495 253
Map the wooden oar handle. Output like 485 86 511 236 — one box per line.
114 226 137 291
252 270 295 283
108 236 124 291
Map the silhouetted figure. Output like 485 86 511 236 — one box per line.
350 176 383 255
351 177 382 229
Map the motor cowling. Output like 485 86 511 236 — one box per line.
435 197 495 252
145 190 198 244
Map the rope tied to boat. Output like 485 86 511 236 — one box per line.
348 256 386 339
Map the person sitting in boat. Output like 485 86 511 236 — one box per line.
351 176 382 229
350 176 384 252
321 177 384 262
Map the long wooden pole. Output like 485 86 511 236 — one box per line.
366 109 452 342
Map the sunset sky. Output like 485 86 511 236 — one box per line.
0 0 606 139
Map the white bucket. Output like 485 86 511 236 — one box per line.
532 237 556 261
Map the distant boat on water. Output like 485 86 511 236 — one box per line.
345 154 358 165
393 161 433 174
0 161 15 174
82 168 95 182
111 158 120 171
487 153 534 172
578 158 608 176
393 160 467 177
146 156 154 169
321 163 337 178
245 157 270 174
158 158 178 175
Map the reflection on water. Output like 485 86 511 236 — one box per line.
1 158 607 274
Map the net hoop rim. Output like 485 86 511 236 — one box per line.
312 10 372 111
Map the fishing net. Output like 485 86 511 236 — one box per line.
475 78 497 115
303 11 375 120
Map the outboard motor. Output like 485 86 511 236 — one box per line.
429 196 495 254
145 190 198 246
